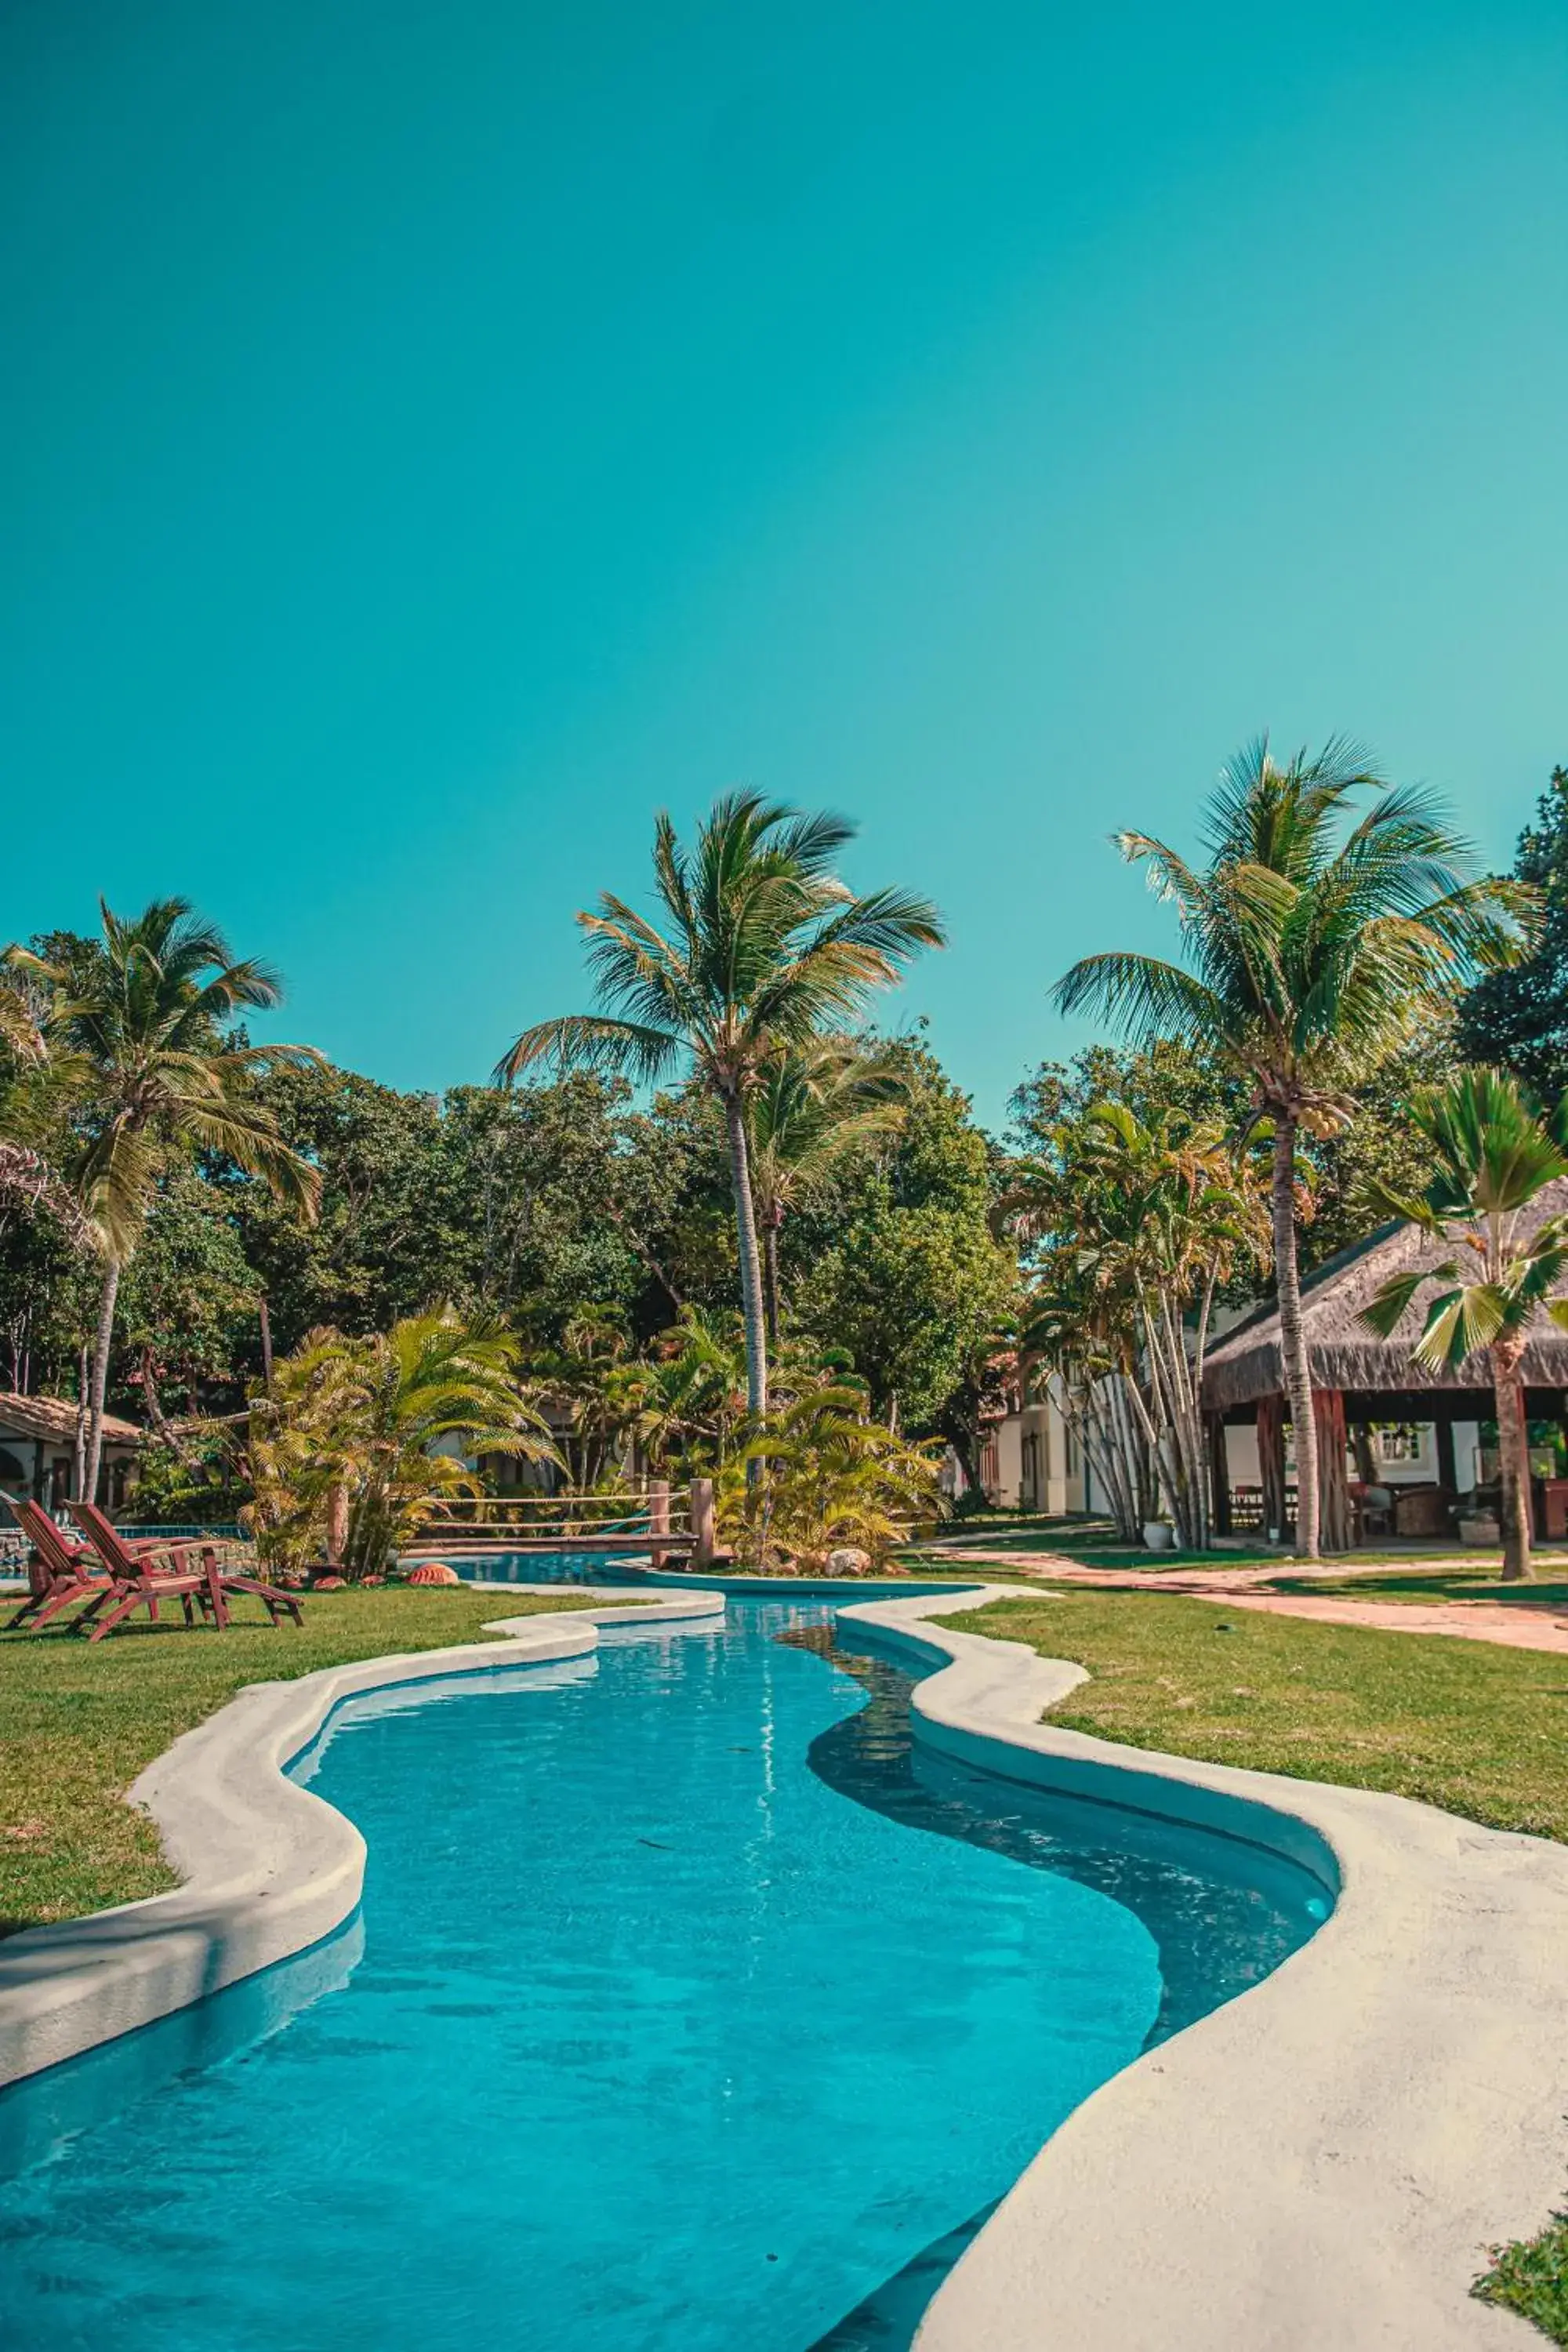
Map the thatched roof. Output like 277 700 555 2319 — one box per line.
1201 1180 1568 1414
0 1392 143 1447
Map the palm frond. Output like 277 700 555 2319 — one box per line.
494 1013 680 1087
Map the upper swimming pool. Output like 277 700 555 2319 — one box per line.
0 1599 1330 2351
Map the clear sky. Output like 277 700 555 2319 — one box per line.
5 1 1566 1127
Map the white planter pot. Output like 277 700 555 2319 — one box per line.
1142 1521 1174 1552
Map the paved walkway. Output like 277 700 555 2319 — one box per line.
924 1548 1568 1657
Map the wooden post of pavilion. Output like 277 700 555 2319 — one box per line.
1258 1394 1287 1542
648 1477 670 1569
1207 1414 1232 1537
1312 1388 1352 1553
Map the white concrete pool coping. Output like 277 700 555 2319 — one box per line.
0 1586 724 2089
840 1584 1568 2352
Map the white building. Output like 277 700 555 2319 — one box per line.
978 1388 1089 1514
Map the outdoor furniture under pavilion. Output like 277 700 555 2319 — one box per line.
1201 1181 1568 1553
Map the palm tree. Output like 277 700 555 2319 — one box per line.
496 793 943 1425
249 1308 560 1577
1361 1069 1568 1582
6 899 322 1501
1054 737 1530 1555
722 1378 946 1570
0 970 99 1250
747 1040 909 1345
635 1305 747 1471
523 1305 652 1490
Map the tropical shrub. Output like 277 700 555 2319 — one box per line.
245 1308 558 1576
718 1382 948 1570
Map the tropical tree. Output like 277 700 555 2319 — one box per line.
720 1379 947 1569
0 968 100 1251
1457 765 1568 1098
1054 736 1531 1555
5 899 322 1499
1008 1101 1270 1547
1360 1068 1568 1581
496 793 944 1426
747 1040 909 1344
634 1305 746 1470
248 1308 559 1576
521 1304 652 1489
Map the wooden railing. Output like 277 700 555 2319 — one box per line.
405 1476 718 1565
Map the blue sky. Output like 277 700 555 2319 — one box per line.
4 0 1566 1127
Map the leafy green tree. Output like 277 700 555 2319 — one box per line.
1055 736 1530 1556
1362 1068 1568 1582
1457 766 1568 1097
793 1052 1018 1433
117 1164 263 1451
498 793 944 1425
7 901 321 1497
229 1059 462 1348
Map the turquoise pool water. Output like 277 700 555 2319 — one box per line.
0 1602 1330 2350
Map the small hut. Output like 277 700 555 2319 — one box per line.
1200 1181 1568 1550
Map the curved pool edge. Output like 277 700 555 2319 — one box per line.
0 1588 725 2091
840 1585 1568 2351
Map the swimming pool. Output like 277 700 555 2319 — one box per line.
0 1600 1330 2350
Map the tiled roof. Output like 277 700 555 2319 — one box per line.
0 1392 143 1446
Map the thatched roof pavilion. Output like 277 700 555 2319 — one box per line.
1200 1181 1568 1548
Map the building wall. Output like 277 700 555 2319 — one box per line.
0 1427 138 1511
981 1393 1087 1514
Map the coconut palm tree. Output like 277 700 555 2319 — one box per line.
0 971 99 1250
1054 737 1530 1556
6 899 322 1501
1361 1068 1568 1582
496 794 943 1424
747 1040 909 1345
249 1308 560 1577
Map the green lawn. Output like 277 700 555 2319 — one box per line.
0 1587 625 1936
1268 1564 1568 1610
938 1589 1568 1842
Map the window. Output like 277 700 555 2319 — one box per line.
1372 1422 1429 1468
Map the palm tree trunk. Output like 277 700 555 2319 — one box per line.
761 1215 783 1351
1271 1114 1319 1559
326 1482 350 1566
1491 1338 1532 1581
722 1091 769 1425
83 1256 121 1507
72 1341 89 1502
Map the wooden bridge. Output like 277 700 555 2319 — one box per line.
405 1477 719 1566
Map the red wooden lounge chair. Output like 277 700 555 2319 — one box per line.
1 1494 115 1632
55 1506 219 1642
70 1501 305 1631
